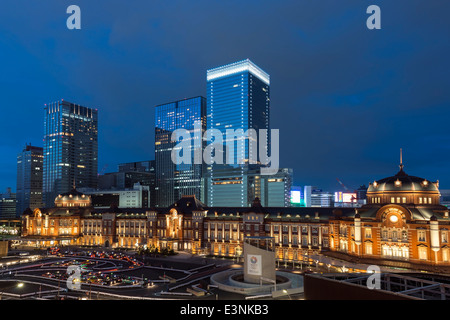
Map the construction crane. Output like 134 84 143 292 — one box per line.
336 178 350 191
98 164 108 176
336 178 359 203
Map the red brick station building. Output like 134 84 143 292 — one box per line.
21 162 450 273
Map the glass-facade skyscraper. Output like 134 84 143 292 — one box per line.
16 144 43 215
43 100 98 207
205 59 270 207
0 188 17 219
155 96 206 207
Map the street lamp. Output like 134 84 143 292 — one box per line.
282 289 292 300
0 282 25 300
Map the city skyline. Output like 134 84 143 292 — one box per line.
1 1 450 194
3 1 450 305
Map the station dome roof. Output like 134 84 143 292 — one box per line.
367 166 439 193
54 188 91 207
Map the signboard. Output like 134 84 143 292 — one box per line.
290 190 301 204
246 254 262 276
335 192 357 203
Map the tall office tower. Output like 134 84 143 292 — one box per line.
205 59 270 207
16 144 43 215
260 168 293 207
154 96 206 207
0 188 17 218
97 160 156 207
43 100 98 207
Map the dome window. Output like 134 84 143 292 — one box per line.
390 215 399 223
395 179 402 187
373 181 378 187
423 180 428 186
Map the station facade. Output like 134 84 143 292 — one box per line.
20 164 450 271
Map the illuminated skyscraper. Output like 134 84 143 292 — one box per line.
16 144 43 215
0 188 17 219
154 96 206 207
43 100 98 207
205 59 270 207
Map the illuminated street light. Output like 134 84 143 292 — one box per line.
0 282 25 300
282 289 292 300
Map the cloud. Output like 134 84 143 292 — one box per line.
0 0 450 192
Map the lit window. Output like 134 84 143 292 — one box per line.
443 248 449 262
402 231 408 241
365 242 373 255
442 231 448 243
418 246 427 260
418 230 426 242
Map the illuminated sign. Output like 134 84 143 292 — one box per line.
335 192 357 203
290 190 301 204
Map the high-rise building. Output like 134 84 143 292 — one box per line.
154 96 206 207
261 168 293 207
205 59 270 207
43 100 98 207
304 186 334 207
78 183 150 209
98 171 154 189
0 188 17 219
16 144 43 215
117 160 156 207
118 160 155 173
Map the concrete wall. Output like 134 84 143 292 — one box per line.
243 242 276 284
303 274 414 300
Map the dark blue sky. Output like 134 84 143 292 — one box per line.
1 0 450 193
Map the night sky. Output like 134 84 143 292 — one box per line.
1 0 449 193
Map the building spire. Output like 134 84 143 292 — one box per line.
399 148 404 171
